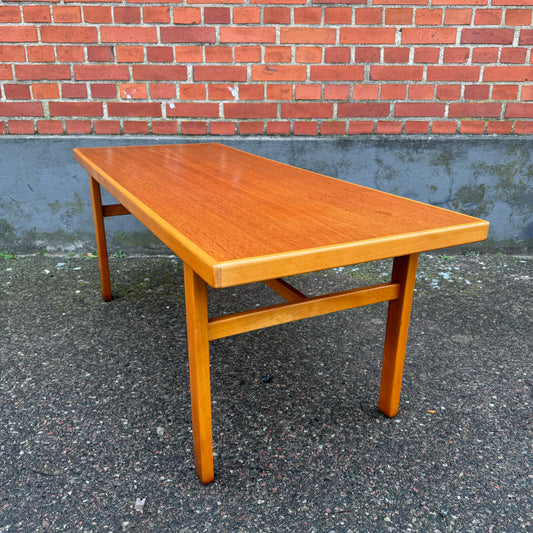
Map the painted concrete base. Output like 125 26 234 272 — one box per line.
1 136 531 254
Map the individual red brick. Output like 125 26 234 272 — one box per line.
116 46 144 63
239 84 264 100
484 66 533 81
224 103 277 118
376 121 401 134
408 84 434 99
150 83 176 99
385 8 412 24
233 7 261 24
436 85 461 100
321 122 346 135
295 84 321 99
395 103 445 116
32 83 59 99
500 48 527 63
427 66 480 81
355 48 381 62
91 84 117 98
221 27 276 43
353 84 379 100
53 6 81 22
62 83 87 98
265 46 292 62
325 7 352 24
338 103 390 117
37 120 63 134
235 46 261 62
167 103 219 118
194 66 247 82
239 122 264 134
341 28 395 44
281 27 335 44
101 27 157 43
175 46 203 62
355 7 382 24
83 6 112 23
264 7 291 23
152 121 178 135
0 102 44 117
120 83 147 99
404 121 429 133
205 7 230 23
4 84 31 100
267 121 290 135
295 47 322 63
0 66 14 80
371 66 424 80
402 28 456 44
181 122 207 135
381 84 406 99
212 122 236 135
443 48 470 63
124 121 149 134
348 121 374 134
383 48 410 63
444 8 472 24
294 7 321 23
87 46 114 62
162 27 216 43
205 46 233 63
461 28 514 44
311 65 364 81
0 122 6 135
505 103 533 117
415 8 442 25
16 65 70 80
252 65 306 81
143 6 170 23
108 102 161 117
294 122 318 135
474 9 502 24
114 7 141 24
49 102 103 117
133 65 187 81
0 26 37 42
459 121 485 134
449 103 501 117
325 47 351 63
57 46 84 62
432 121 458 134
506 9 532 25
518 30 533 45
0 45 25 62
471 47 499 63
324 84 350 99
22 6 50 23
94 121 121 135
146 46 173 62
75 65 129 81
41 26 97 43
209 84 234 100
267 85 293 100
26 46 55 62
8 120 35 134
66 120 91 134
486 121 512 134
521 86 533 100
464 85 490 99
492 85 518 100
0 6 21 23
515 122 533 134
414 47 439 63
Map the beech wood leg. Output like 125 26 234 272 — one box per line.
89 176 112 302
183 263 215 484
378 253 419 418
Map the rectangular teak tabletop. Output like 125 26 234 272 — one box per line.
74 143 489 484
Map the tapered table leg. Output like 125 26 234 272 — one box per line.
183 263 215 484
89 176 112 302
378 253 419 418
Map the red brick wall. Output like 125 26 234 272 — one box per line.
1 0 532 136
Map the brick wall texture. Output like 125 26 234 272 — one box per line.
1 0 532 136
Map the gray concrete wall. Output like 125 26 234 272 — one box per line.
1 136 531 254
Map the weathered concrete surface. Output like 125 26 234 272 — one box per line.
0 136 531 253
1 253 531 531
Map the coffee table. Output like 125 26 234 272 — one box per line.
73 143 489 484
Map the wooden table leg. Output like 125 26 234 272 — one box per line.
89 176 112 302
183 263 215 484
378 253 419 418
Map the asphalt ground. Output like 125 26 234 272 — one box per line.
1 252 531 533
